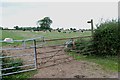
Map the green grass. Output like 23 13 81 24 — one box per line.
1 30 91 40
1 30 91 47
1 30 24 40
2 55 37 80
68 52 118 72
3 70 37 80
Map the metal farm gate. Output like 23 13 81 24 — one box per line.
0 36 92 78
0 37 44 78
35 36 92 69
36 38 74 69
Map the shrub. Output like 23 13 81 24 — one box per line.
75 38 93 55
75 38 87 51
92 19 119 56
58 30 61 32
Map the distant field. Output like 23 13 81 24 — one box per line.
1 30 118 79
1 30 91 40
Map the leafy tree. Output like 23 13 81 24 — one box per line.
0 27 3 30
56 28 59 30
14 26 19 30
73 28 76 30
37 17 53 31
58 30 61 32
22 28 26 31
70 28 73 31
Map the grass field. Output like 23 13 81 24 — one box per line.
1 30 118 79
1 30 91 47
1 30 91 40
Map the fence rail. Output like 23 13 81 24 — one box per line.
36 36 92 42
1 36 93 78
0 37 44 78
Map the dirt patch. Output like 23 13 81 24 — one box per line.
33 46 118 78
33 60 118 78
2 45 118 78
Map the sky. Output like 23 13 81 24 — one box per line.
0 0 118 29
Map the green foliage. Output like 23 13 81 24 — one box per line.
13 26 40 31
37 17 53 31
0 27 3 30
75 38 87 50
92 19 119 56
2 56 23 74
3 70 37 80
75 38 93 55
14 26 19 30
1 55 37 80
74 19 119 56
58 30 61 32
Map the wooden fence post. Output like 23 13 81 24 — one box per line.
72 38 75 50
0 55 2 79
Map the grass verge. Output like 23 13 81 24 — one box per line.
2 70 37 80
68 52 118 72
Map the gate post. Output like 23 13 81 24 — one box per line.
72 38 75 50
0 54 2 79
33 40 37 69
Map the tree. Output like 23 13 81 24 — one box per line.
22 28 26 31
37 17 53 31
14 26 19 30
73 28 76 31
0 27 3 30
70 28 73 31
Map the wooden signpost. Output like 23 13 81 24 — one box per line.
87 19 94 36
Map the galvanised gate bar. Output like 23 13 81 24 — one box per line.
0 36 44 78
0 36 93 79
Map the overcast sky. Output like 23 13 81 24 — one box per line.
0 1 118 29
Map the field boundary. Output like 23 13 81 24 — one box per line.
1 36 92 78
